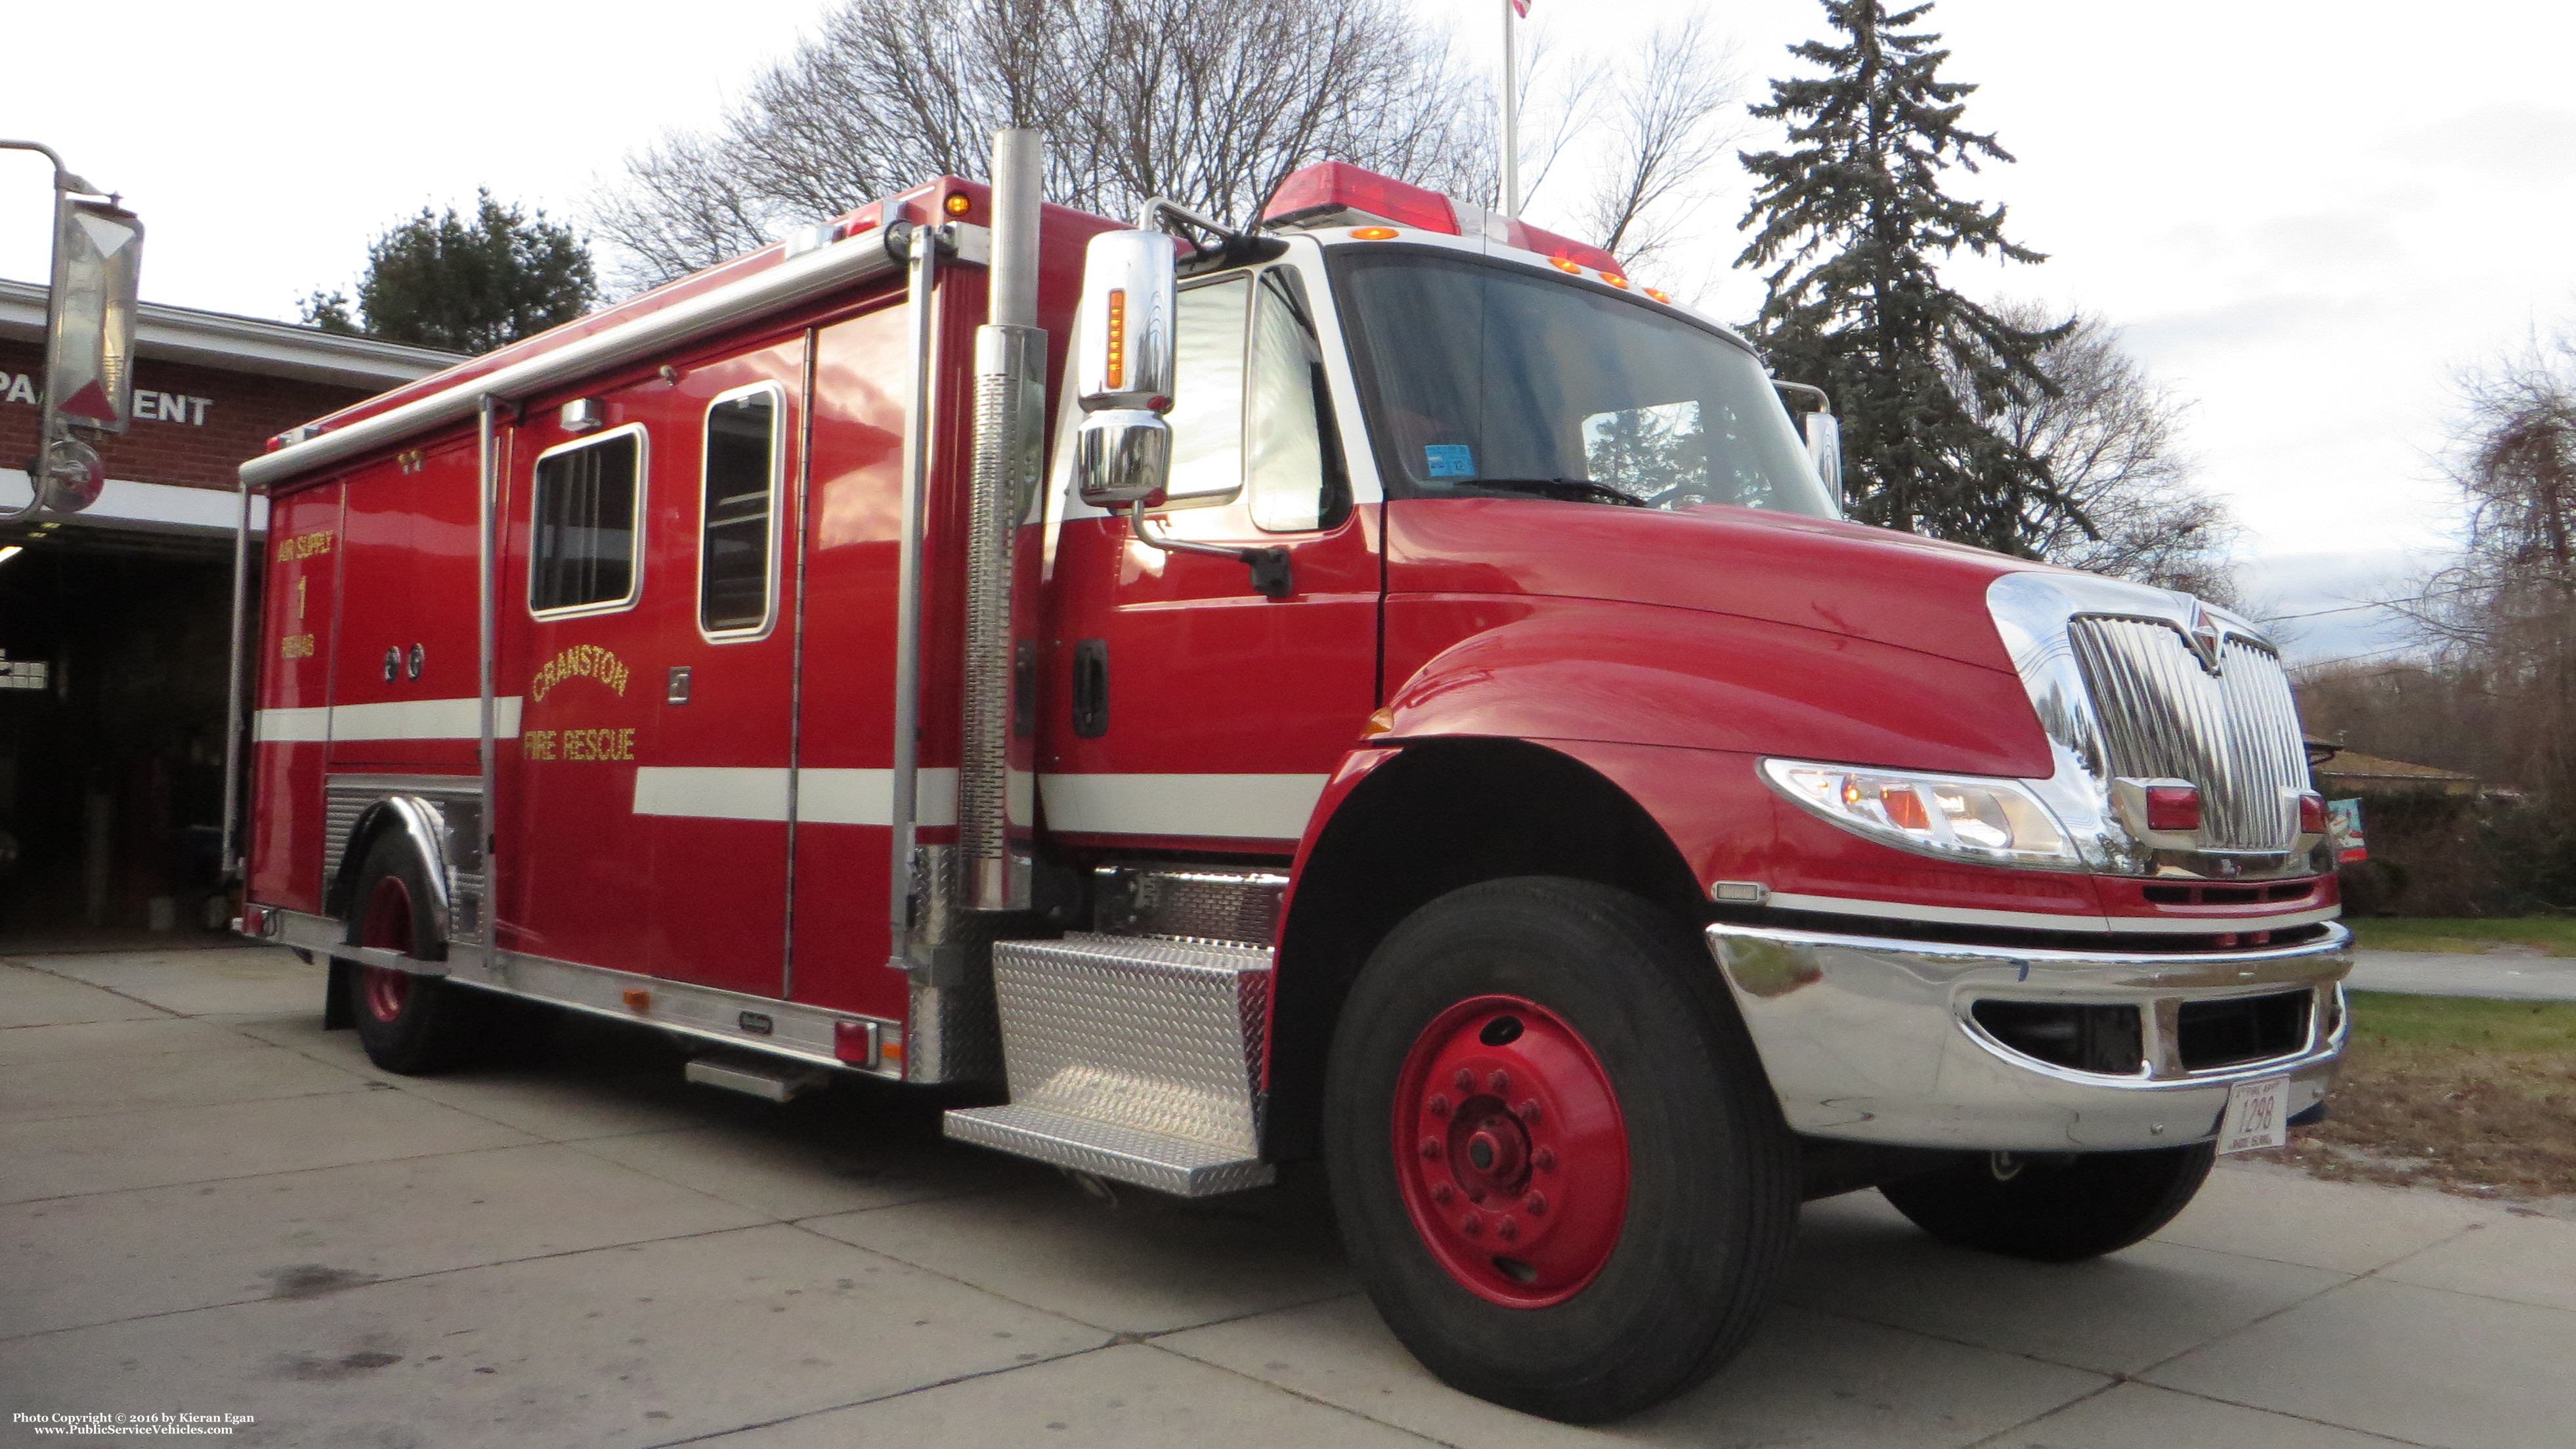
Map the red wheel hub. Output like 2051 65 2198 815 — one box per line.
358 875 414 1025
1392 995 1629 1307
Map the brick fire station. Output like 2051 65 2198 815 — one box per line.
0 278 456 936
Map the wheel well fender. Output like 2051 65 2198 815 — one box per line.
327 797 453 957
1266 737 1706 1159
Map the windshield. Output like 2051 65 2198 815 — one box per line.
1329 248 1835 517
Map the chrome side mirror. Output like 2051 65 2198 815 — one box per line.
1802 409 1843 511
1073 230 1176 508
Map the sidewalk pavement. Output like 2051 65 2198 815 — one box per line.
2348 949 2576 1001
4 944 2573 1449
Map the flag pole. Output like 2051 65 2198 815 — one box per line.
1501 0 1520 217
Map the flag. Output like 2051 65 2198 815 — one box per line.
1511 0 1532 15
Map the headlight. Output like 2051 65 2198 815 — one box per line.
1761 758 2082 870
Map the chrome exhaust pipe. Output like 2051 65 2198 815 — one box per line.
959 127 1045 911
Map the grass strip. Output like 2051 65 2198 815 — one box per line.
2258 991 2576 1200
2346 917 2576 958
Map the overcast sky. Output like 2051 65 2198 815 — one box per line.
7 0 2567 660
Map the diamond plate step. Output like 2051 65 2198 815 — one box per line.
941 932 1274 1197
944 1103 1275 1196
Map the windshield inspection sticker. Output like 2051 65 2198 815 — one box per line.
1424 444 1474 479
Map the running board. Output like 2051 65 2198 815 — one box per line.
685 1054 830 1102
943 933 1275 1197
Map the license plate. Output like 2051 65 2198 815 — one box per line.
2217 1075 2290 1154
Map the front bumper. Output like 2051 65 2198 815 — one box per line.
1707 919 2352 1152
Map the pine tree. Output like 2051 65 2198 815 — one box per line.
301 190 599 355
1736 0 2074 551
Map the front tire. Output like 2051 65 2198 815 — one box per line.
1323 877 1797 1423
344 832 486 1075
1878 1144 2216 1262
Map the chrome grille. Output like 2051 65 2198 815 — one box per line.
2066 617 2307 852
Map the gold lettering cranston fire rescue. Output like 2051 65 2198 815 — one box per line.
530 645 632 703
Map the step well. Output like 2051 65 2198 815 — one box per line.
941 932 1274 1196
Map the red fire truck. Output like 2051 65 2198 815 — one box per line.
228 131 2350 1421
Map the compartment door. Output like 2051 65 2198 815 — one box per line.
641 340 808 997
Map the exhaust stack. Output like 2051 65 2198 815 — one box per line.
959 128 1046 911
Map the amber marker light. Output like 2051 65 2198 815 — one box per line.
943 192 972 216
1104 288 1127 391
1350 226 1399 240
1549 257 1583 273
1602 274 1631 290
1644 288 1672 303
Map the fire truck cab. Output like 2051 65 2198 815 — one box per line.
232 133 2351 1421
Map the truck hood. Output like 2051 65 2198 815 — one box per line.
1385 497 2054 676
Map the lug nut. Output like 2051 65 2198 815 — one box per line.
1514 1098 1543 1124
1533 1147 1557 1172
1497 1216 1519 1242
1526 1191 1548 1216
1460 1213 1484 1237
1487 1070 1511 1094
1420 1137 1442 1160
1453 1069 1474 1092
1428 1093 1451 1118
1431 1181 1454 1204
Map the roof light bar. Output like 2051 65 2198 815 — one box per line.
1259 162 1626 276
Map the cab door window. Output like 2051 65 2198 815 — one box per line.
1159 267 1347 530
1246 267 1348 532
1163 275 1251 507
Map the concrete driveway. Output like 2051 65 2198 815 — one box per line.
2348 949 2576 1002
3 944 2571 1449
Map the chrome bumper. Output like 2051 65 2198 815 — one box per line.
1707 920 2352 1152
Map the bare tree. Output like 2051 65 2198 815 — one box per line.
591 0 1489 289
2397 331 2576 806
1945 301 2237 601
1572 18 1747 274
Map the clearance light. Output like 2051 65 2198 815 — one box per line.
1349 226 1399 240
1644 288 1672 303
943 193 972 216
1602 274 1631 290
2298 791 2329 834
1549 257 1583 274
1769 758 2080 870
2143 784 2202 833
1104 288 1127 391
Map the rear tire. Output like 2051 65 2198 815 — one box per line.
345 831 486 1075
1323 877 1797 1423
1878 1144 2215 1262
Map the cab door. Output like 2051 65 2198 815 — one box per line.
1042 253 1379 855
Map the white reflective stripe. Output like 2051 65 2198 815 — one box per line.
1769 891 2341 936
1039 772 1327 841
253 697 523 743
796 768 958 828
253 706 330 742
332 696 524 741
634 766 790 822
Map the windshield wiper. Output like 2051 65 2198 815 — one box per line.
1461 477 1646 507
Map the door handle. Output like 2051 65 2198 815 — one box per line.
1071 639 1108 738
